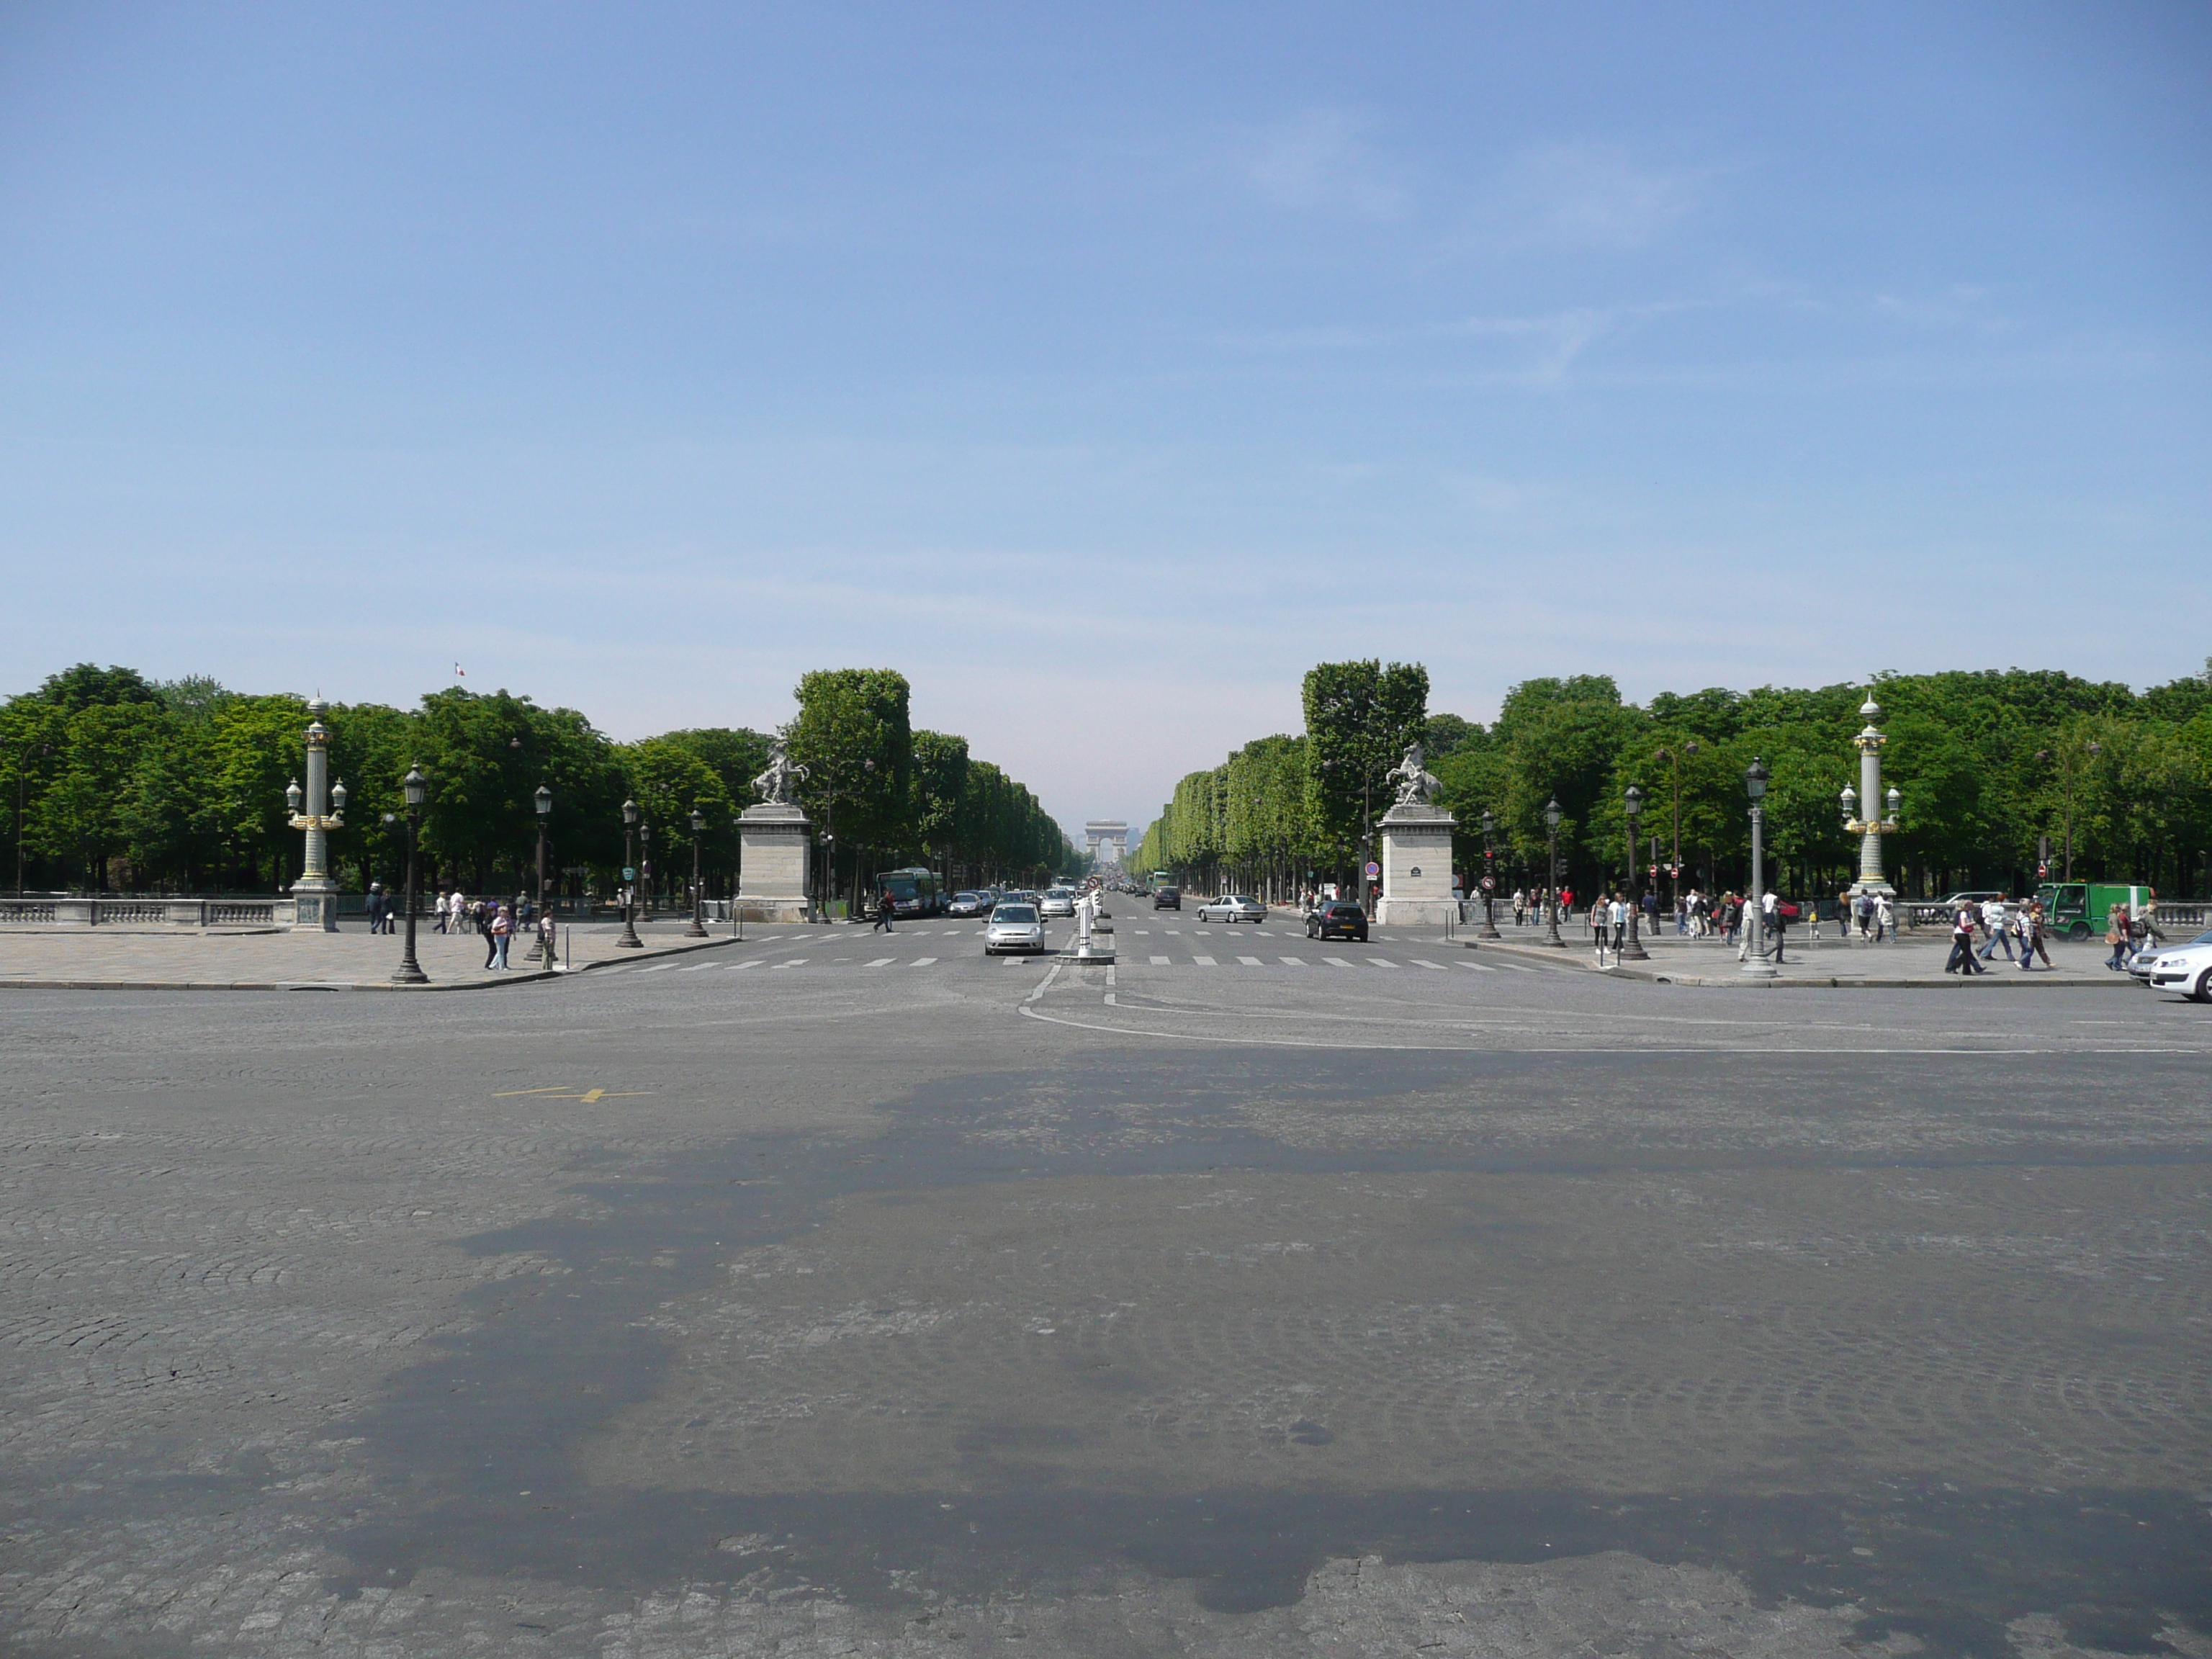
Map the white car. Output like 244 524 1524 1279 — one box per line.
985 902 1047 956
2145 929 2212 1001
1197 894 1267 924
1040 889 1077 917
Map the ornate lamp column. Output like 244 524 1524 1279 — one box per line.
1542 799 1566 947
391 764 429 984
1742 758 1778 979
1620 786 1650 961
285 697 346 931
686 809 707 937
617 799 643 948
1843 692 1902 901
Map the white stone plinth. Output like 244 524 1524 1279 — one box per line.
291 877 340 932
737 803 812 924
1375 804 1458 927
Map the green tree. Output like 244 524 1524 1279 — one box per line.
1303 660 1429 875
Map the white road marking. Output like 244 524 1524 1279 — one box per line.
1192 955 1216 966
1459 961 1498 972
637 963 679 974
732 958 763 970
772 958 806 969
867 957 895 967
676 962 721 971
912 957 937 967
1366 957 1398 967
1323 956 1354 967
1149 955 1171 965
1278 955 1305 966
1237 956 1263 966
1413 959 1449 971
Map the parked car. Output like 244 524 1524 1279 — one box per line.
946 891 991 918
1307 901 1368 942
984 902 1046 956
2145 927 2212 1001
1041 888 1077 917
1197 894 1267 924
1154 886 1181 909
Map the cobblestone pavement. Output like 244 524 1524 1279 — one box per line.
0 919 730 989
2 939 2207 1657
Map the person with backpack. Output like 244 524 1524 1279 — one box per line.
1766 891 1792 964
2106 904 2132 971
873 888 896 932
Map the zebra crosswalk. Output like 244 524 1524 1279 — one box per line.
599 948 1541 978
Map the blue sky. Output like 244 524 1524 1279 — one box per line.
3 4 2207 835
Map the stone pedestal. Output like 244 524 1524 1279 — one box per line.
1375 804 1458 927
290 877 340 932
736 803 812 924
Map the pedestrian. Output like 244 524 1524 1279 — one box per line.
1977 896 2017 963
489 902 513 969
477 898 498 968
1946 902 1986 974
536 904 558 966
873 887 896 932
2105 904 2132 971
433 889 449 934
1874 894 1892 941
1611 894 1628 952
2024 899 2053 969
363 882 384 935
1765 891 1790 965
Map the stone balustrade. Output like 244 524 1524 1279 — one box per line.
0 896 299 930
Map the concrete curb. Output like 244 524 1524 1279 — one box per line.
0 930 746 994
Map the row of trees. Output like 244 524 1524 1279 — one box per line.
0 663 1079 903
1130 660 2212 903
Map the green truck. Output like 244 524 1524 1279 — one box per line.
2034 882 2152 940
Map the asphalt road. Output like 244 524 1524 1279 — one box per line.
3 914 2208 1657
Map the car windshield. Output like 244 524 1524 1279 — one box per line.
1329 905 1365 920
994 905 1038 923
953 892 978 902
2190 929 2212 947
1230 896 1256 905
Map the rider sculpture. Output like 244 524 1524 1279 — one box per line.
750 739 809 806
1384 743 1442 809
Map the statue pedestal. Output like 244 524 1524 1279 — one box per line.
1375 804 1457 927
291 876 340 932
736 803 812 924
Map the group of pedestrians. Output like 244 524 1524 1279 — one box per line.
2105 898 2163 971
1944 894 2055 974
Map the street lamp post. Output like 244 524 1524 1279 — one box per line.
687 809 707 937
1542 799 1566 947
391 765 429 984
618 799 643 948
1476 809 1503 938
1743 759 1777 979
639 822 652 924
531 783 554 961
1621 786 1650 961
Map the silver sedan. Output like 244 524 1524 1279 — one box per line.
1197 894 1267 924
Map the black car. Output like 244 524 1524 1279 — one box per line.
1307 901 1367 942
1154 886 1181 909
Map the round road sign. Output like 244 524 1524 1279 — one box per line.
1364 861 1380 879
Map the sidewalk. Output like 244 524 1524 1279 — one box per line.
1457 922 2140 989
0 917 743 992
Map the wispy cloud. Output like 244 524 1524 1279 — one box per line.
1485 140 1709 249
1231 109 1410 220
